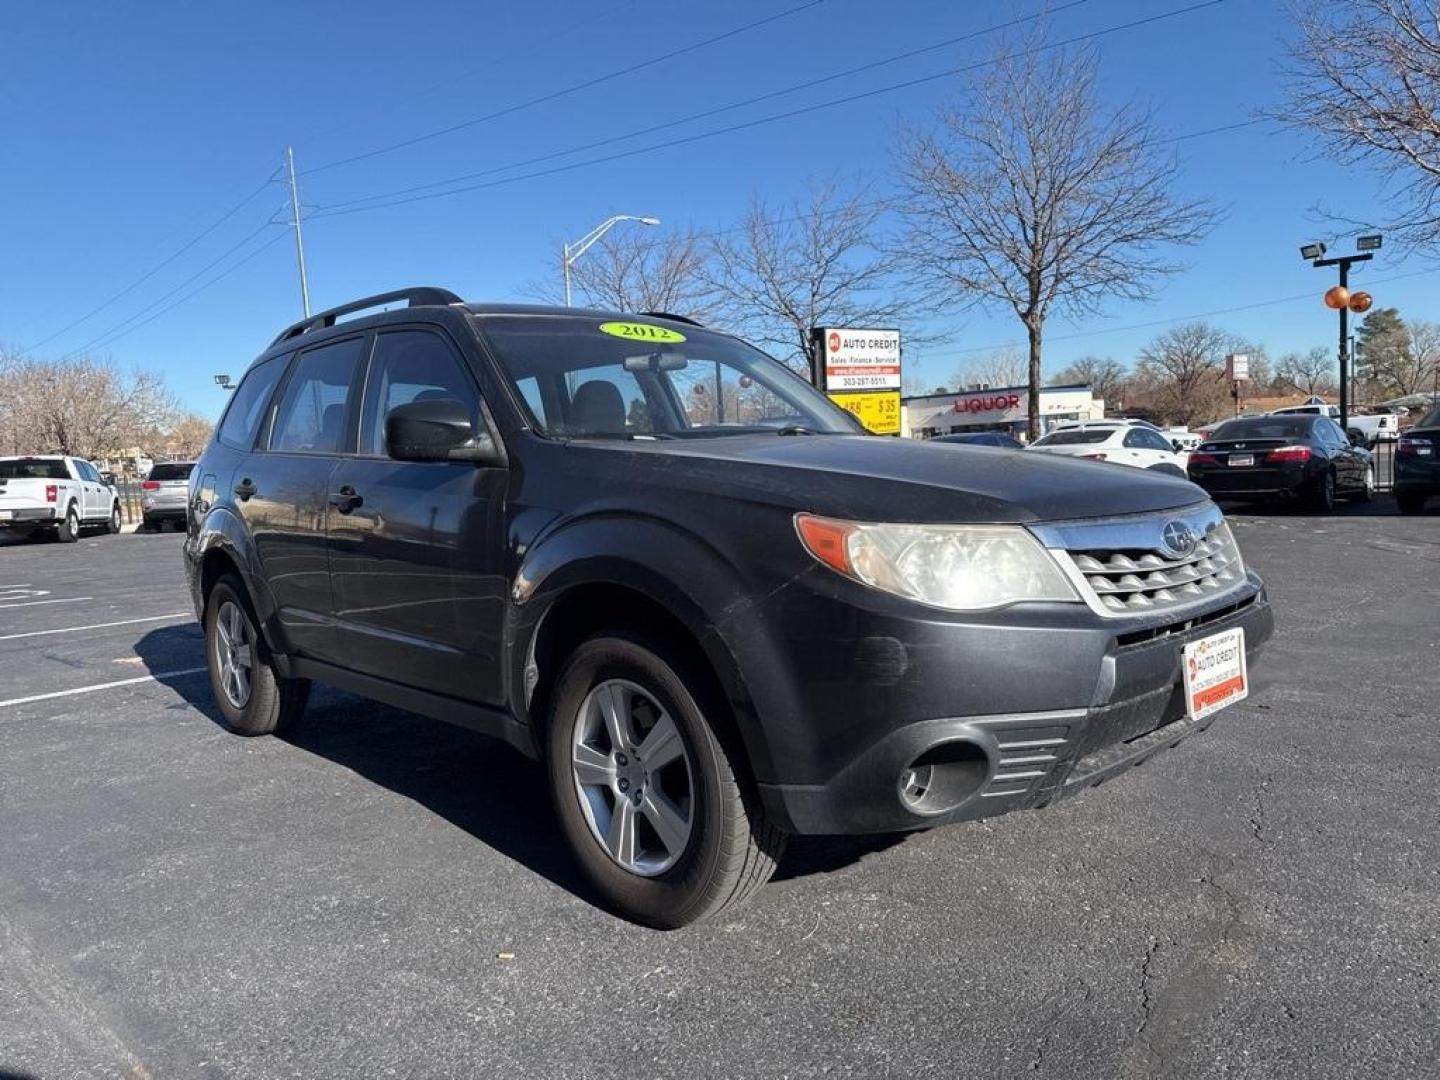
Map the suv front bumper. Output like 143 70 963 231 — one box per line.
751 581 1273 835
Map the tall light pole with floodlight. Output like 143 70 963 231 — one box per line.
1302 234 1381 430
563 215 661 307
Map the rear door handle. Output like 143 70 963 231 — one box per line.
234 479 257 500
328 486 363 513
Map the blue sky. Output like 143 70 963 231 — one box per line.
2 0 1432 417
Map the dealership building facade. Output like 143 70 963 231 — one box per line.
901 384 1105 440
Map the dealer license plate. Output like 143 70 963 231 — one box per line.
1228 454 1254 467
1182 627 1248 721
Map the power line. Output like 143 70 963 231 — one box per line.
62 218 281 358
299 0 833 178
307 0 1231 222
317 0 1096 213
77 231 291 355
24 176 275 351
925 267 1437 359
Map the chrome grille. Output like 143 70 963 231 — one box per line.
1031 504 1247 619
1068 527 1243 613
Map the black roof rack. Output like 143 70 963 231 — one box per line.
639 311 704 327
270 287 463 347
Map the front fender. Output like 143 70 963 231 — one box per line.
189 506 288 657
508 512 788 783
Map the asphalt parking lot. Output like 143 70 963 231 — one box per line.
1 501 1437 1080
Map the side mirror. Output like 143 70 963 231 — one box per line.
1348 430 1368 448
1171 439 1184 453
385 398 504 465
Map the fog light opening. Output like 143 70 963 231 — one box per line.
898 740 991 815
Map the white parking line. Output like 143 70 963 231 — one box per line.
0 596 93 610
0 667 208 709
0 613 193 642
0 583 33 590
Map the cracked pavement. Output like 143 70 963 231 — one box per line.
1 501 1438 1079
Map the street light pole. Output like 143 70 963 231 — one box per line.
561 214 661 306
1305 239 1379 430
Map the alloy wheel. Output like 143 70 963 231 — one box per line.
570 679 694 876
213 600 254 709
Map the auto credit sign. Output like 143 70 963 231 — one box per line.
818 328 901 391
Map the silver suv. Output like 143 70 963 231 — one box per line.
141 462 195 531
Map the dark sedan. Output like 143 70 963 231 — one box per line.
1187 414 1373 511
930 432 1024 448
1395 402 1440 514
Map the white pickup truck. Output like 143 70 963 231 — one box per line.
1271 404 1400 447
0 455 123 542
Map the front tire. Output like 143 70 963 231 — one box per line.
546 632 785 928
204 575 309 736
106 502 123 533
1352 466 1375 503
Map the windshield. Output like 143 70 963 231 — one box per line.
1418 404 1440 429
1210 417 1311 441
0 457 69 480
1032 428 1112 446
148 463 195 481
474 315 863 438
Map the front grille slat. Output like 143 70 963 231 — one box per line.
1061 518 1244 618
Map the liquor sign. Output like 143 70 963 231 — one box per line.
811 327 903 436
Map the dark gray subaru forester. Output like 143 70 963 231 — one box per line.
184 287 1273 927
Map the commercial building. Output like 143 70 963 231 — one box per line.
902 384 1105 440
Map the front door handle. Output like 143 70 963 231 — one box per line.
234 478 257 501
328 486 363 513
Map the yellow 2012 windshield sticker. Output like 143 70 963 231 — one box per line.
598 321 686 343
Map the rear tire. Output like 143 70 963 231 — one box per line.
204 575 310 736
1397 492 1428 515
1308 469 1336 512
56 504 80 543
546 631 785 928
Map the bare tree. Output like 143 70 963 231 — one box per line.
951 347 1026 390
1133 323 1242 427
165 412 217 459
554 227 719 320
1279 1 1440 251
1276 347 1340 397
1404 319 1440 395
0 353 176 458
897 33 1215 437
705 179 914 371
1048 355 1128 406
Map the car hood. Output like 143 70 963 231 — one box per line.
573 434 1206 524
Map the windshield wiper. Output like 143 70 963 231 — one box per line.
775 425 818 436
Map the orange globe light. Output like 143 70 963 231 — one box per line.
1324 286 1350 310
1348 291 1373 313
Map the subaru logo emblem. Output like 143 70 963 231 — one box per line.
1161 520 1198 557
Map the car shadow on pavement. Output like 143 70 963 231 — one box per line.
134 625 895 910
1220 493 1435 519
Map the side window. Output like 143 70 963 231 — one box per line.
270 338 366 454
74 460 96 482
1123 429 1145 448
218 354 289 450
1144 430 1173 452
359 330 482 457
1324 420 1348 446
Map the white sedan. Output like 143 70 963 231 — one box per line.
1027 423 1189 476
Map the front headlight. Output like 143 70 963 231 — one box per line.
795 514 1079 612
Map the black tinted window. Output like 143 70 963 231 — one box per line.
0 458 69 479
359 331 480 456
1210 418 1311 441
1033 428 1111 446
270 338 365 454
218 354 288 450
148 463 194 481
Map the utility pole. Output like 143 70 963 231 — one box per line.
286 146 312 318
